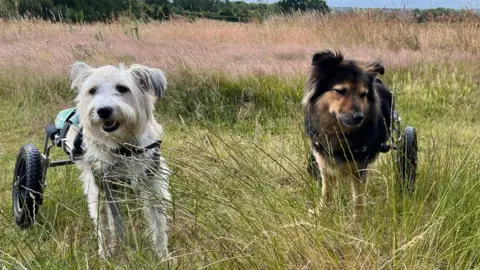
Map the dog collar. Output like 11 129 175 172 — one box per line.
314 141 367 153
114 140 162 157
353 145 367 153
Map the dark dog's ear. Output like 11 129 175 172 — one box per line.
70 61 92 91
364 62 385 76
302 50 343 105
303 51 343 106
311 50 344 71
129 64 167 98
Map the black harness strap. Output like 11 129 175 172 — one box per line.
73 127 84 154
315 143 367 162
70 129 161 158
113 141 162 157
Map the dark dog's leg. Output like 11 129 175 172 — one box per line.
310 149 334 206
351 171 367 222
307 150 322 183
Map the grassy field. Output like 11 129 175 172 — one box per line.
0 12 480 269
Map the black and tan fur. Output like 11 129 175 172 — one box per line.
303 50 393 220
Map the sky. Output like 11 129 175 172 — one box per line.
243 0 480 9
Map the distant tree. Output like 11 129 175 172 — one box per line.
413 7 459 23
144 0 169 4
307 0 329 12
278 0 329 13
161 4 170 19
172 0 219 12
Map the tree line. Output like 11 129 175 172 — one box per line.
0 0 329 23
412 7 479 23
1 1 474 24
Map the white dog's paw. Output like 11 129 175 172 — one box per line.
98 248 107 260
156 246 169 258
98 245 115 260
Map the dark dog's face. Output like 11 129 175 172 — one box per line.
303 50 384 132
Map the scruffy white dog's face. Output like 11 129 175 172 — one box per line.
70 62 166 145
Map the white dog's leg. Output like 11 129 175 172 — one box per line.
141 179 170 258
80 169 115 258
80 169 105 257
103 195 118 254
102 179 123 252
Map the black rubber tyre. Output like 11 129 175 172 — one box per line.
12 143 43 229
397 126 418 193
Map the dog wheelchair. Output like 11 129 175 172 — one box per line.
379 110 418 193
388 110 418 192
12 108 84 228
12 107 162 233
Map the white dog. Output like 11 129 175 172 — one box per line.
65 62 171 258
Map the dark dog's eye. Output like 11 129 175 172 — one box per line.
334 89 346 96
116 85 130 93
89 87 97 95
359 92 367 98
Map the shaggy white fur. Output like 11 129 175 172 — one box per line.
65 62 171 258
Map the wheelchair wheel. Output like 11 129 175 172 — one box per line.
397 126 418 193
12 144 43 229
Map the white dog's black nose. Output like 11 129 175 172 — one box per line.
97 107 113 119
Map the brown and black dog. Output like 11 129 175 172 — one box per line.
303 50 393 220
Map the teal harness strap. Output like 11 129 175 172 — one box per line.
55 107 83 155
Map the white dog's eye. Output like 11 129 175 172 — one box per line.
116 85 130 94
89 87 97 95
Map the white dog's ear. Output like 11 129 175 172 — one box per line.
129 65 167 98
70 62 92 91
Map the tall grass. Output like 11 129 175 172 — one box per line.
0 12 479 77
0 13 479 269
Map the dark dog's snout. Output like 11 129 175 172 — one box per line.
352 112 364 125
97 107 113 119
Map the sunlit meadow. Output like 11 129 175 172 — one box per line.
0 11 479 269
